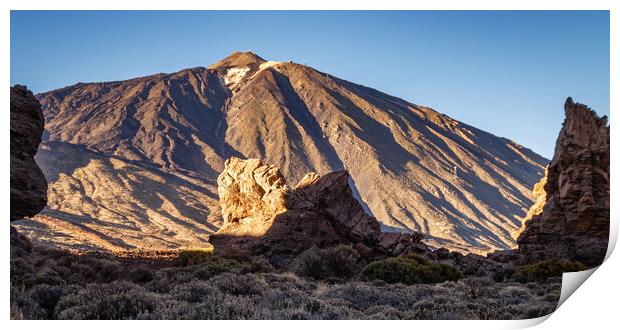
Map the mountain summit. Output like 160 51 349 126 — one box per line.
208 51 267 70
15 52 548 254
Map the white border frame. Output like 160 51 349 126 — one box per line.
2 1 617 329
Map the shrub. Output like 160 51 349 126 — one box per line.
192 258 242 278
164 257 241 283
319 280 437 311
301 248 324 279
322 245 361 278
301 245 360 280
23 266 65 288
240 256 274 274
208 295 262 320
28 284 64 318
92 258 122 283
218 245 254 263
363 305 402 320
11 295 47 319
146 300 209 320
130 267 154 283
10 286 46 319
360 254 463 285
56 281 162 319
492 264 515 282
212 273 268 296
511 259 587 283
48 253 120 284
175 247 215 266
170 280 220 303
261 272 315 300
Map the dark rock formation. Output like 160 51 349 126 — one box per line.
517 97 610 267
10 85 47 220
211 157 429 266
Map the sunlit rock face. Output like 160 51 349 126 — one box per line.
10 85 47 221
214 157 381 243
517 98 610 266
212 157 429 266
216 157 289 236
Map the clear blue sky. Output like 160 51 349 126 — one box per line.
10 11 609 158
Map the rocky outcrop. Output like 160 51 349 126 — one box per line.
10 85 47 220
517 98 610 266
217 158 289 235
211 157 428 266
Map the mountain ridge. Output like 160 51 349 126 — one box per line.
15 51 548 254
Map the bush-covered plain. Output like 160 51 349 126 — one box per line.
10 244 562 320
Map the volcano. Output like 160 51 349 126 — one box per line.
14 51 548 254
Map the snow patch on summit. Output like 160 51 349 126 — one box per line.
224 67 250 86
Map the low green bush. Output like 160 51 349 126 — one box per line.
165 257 242 283
175 247 215 267
360 254 463 285
195 258 242 278
511 259 587 283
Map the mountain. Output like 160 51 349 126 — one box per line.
14 51 548 254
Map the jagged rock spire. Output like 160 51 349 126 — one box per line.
517 97 610 266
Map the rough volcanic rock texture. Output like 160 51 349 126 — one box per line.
212 157 428 265
10 85 47 220
517 98 610 266
17 51 548 253
217 158 289 230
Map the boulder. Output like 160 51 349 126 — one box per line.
211 157 427 266
292 170 382 243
